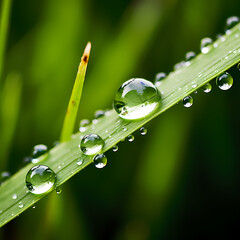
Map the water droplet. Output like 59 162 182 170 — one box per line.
200 38 213 54
216 72 233 90
94 110 105 119
76 158 83 166
202 83 212 93
192 83 197 88
79 119 90 132
112 145 118 152
113 78 161 120
56 187 62 194
1 171 10 182
32 144 48 163
19 202 24 208
185 51 196 61
140 127 147 135
80 133 105 155
123 126 127 132
225 16 239 33
127 134 134 142
26 165 56 195
12 194 17 200
154 72 166 86
174 61 186 70
93 154 107 169
32 206 36 209
182 96 193 108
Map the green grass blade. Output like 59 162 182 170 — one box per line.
1 24 240 227
60 42 91 142
0 73 22 170
0 0 12 82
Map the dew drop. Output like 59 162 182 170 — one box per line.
112 145 118 152
26 165 56 195
202 83 212 93
127 134 134 142
182 96 193 108
32 144 48 163
19 202 24 208
32 206 36 209
123 126 127 132
93 154 107 169
192 83 197 88
1 171 10 183
94 110 105 119
76 158 84 166
185 51 196 62
113 78 161 120
216 72 233 90
174 61 186 70
154 72 166 86
56 187 62 194
225 16 239 32
200 38 213 54
79 119 90 133
12 194 17 200
80 133 105 155
140 127 147 135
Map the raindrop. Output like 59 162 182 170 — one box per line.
12 194 17 200
32 206 36 209
174 61 186 70
127 134 134 142
80 133 105 155
76 158 83 166
154 72 166 86
26 165 56 195
225 16 239 34
1 171 10 183
112 145 118 152
113 78 161 120
202 83 212 93
93 154 107 169
216 72 233 90
192 83 197 88
182 96 193 108
185 51 196 62
200 38 213 54
123 126 127 132
19 202 24 209
79 119 90 133
32 144 48 163
56 187 62 194
140 127 147 135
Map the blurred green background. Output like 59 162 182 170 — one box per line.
1 0 240 239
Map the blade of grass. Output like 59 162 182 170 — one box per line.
0 73 22 170
0 0 12 82
60 42 91 142
0 23 240 227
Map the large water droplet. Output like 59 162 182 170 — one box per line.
113 78 161 120
79 119 90 133
154 72 166 86
32 144 48 163
26 165 56 195
202 83 212 93
140 127 147 135
182 96 193 108
216 72 233 90
93 154 107 169
200 38 213 54
225 16 239 34
80 133 105 155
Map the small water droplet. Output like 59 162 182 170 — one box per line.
235 33 239 38
32 144 48 163
26 165 56 195
127 134 134 142
140 127 147 135
213 42 218 48
12 194 17 200
225 16 239 34
154 72 166 86
216 72 233 90
182 96 193 108
32 206 36 209
200 38 213 54
11 213 14 216
174 61 186 70
113 78 161 120
94 110 105 119
185 51 196 62
76 158 83 166
112 145 118 152
192 83 197 88
19 202 24 208
123 126 127 132
80 133 105 155
202 83 212 93
56 187 62 194
93 154 107 169
198 73 202 78
0 171 10 183
79 119 90 132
